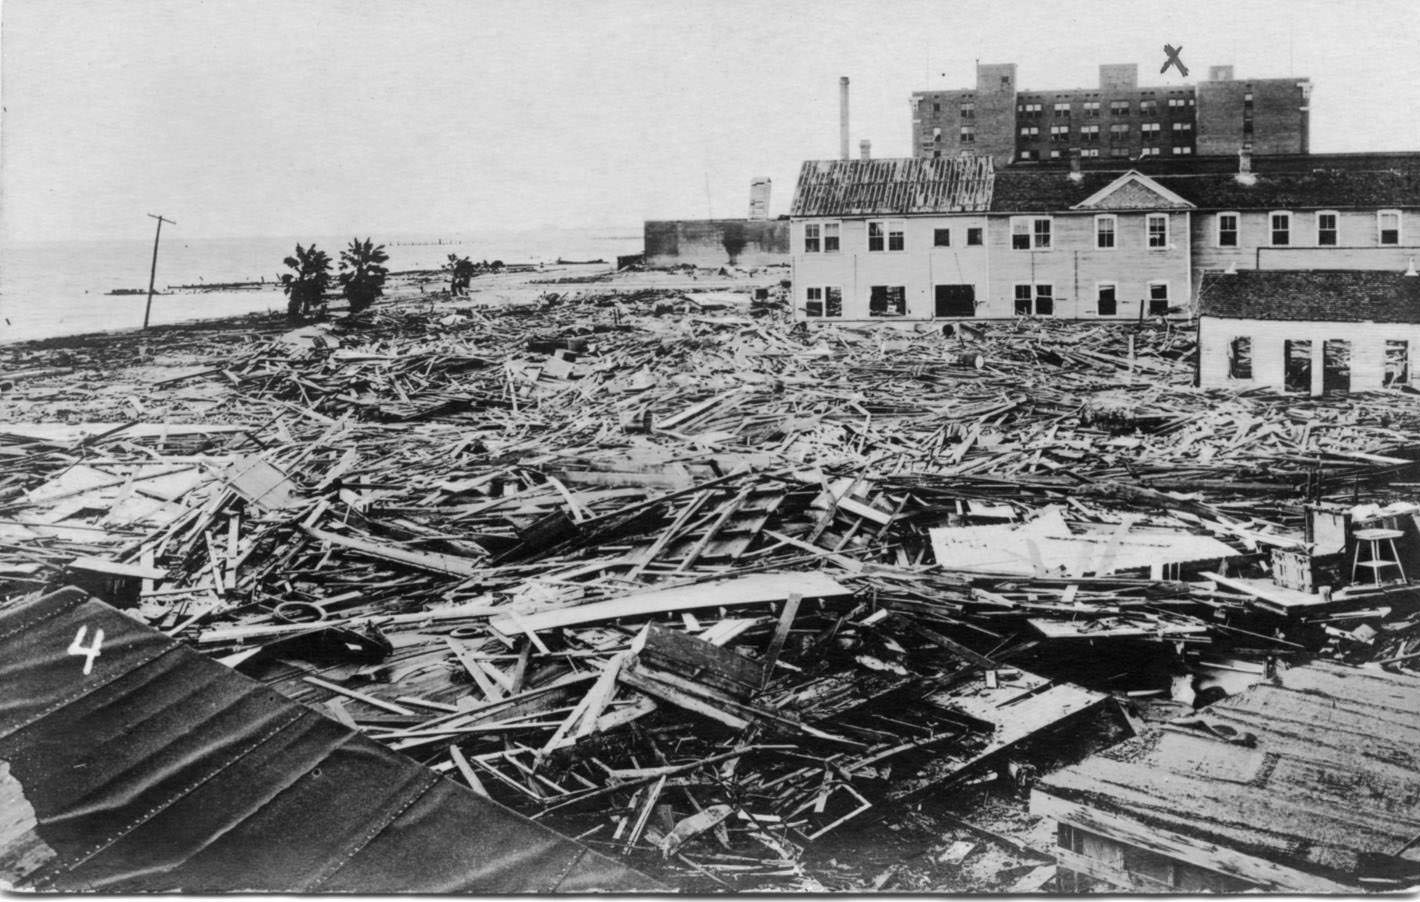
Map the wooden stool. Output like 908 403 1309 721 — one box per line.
1351 528 1407 586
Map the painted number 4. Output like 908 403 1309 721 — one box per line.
67 625 105 675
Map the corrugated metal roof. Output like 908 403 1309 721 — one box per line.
1036 662 1420 889
1198 269 1420 323
791 156 994 217
0 587 662 893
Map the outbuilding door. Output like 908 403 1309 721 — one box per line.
935 284 976 317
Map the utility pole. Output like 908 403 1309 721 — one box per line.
142 213 176 330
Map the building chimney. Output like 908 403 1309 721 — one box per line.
1235 145 1256 185
839 76 850 161
859 139 872 161
1406 257 1417 277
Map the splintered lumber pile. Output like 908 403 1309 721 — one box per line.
6 283 1420 888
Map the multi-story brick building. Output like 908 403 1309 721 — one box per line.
912 63 1310 165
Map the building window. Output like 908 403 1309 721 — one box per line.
934 228 951 247
1054 102 1071 117
1148 282 1170 315
1386 340 1410 386
1139 146 1160 156
1168 97 1194 108
823 222 839 252
1082 148 1101 157
1020 126 1040 137
1316 211 1338 246
1110 100 1130 115
1229 337 1253 379
933 127 942 143
1270 211 1292 246
1013 283 1054 316
869 285 906 317
1083 101 1100 118
1141 122 1161 137
1140 99 1158 115
1080 124 1100 143
804 223 821 253
1217 212 1239 247
1050 125 1070 142
1018 149 1035 161
1147 213 1169 248
1018 102 1043 116
1379 210 1402 245
1110 123 1130 137
1049 149 1062 159
1097 283 1117 315
1096 215 1116 249
933 101 941 113
1172 121 1193 131
960 126 976 143
1172 146 1193 155
961 102 975 119
805 286 824 316
867 221 902 252
1011 216 1052 250
1243 92 1254 103
967 227 983 246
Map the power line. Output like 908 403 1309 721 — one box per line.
142 213 176 330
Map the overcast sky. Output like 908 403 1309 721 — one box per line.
4 0 1420 242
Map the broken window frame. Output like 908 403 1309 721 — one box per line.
1270 211 1292 246
1228 336 1253 379
1378 209 1402 246
1385 339 1410 386
867 221 885 252
1316 210 1339 247
803 223 821 253
1095 214 1117 249
1096 282 1117 315
1148 281 1169 315
868 284 906 317
824 286 842 317
960 126 976 143
1284 339 1312 392
1217 212 1239 247
1015 283 1054 316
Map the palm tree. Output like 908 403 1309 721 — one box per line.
278 243 333 322
338 237 389 314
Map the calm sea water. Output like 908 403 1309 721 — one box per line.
0 228 642 343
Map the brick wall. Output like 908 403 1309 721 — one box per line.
644 219 789 268
1196 78 1309 155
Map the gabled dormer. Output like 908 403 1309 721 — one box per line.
1071 170 1195 212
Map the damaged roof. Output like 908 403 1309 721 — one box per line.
1034 662 1420 891
1198 269 1420 323
0 587 662 893
791 156 995 217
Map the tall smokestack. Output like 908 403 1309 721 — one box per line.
839 76 850 160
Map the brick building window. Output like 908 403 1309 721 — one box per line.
1270 211 1292 246
1229 337 1253 379
1013 283 1054 316
1147 214 1169 248
1110 147 1130 157
1140 99 1158 115
1011 216 1052 250
934 228 951 247
961 102 975 119
960 126 976 143
804 223 821 253
1172 121 1193 132
1095 214 1116 249
1148 282 1170 315
1020 126 1040 137
933 127 942 143
1081 124 1100 143
1018 149 1036 161
1217 212 1239 246
933 101 941 113
1379 210 1402 245
967 227 984 245
1018 102 1043 116
1141 122 1161 137
1139 146 1160 156
1316 211 1338 246
823 222 840 252
1110 123 1129 138
1051 125 1070 142
1168 97 1194 108
1082 148 1101 157
1097 282 1117 315
869 285 906 316
1083 101 1101 118
1110 100 1130 115
1054 102 1071 117
1172 146 1193 155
